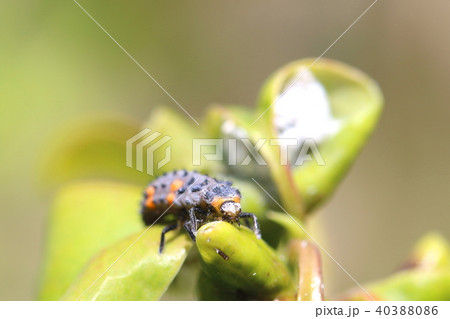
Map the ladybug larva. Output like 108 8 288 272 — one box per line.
140 170 261 253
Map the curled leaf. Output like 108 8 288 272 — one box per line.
257 58 383 213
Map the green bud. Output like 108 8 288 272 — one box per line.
196 221 294 300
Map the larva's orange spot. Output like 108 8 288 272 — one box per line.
145 187 156 209
145 197 155 209
211 196 240 211
166 193 176 205
170 179 184 191
146 187 155 196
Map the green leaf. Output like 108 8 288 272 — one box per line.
367 233 450 301
344 271 450 301
406 232 450 271
267 210 307 240
196 221 294 300
370 270 450 301
142 106 219 174
341 233 450 301
38 114 148 189
257 58 383 213
62 226 193 301
160 252 200 300
38 181 144 300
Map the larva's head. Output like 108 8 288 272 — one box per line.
219 201 241 219
205 183 241 219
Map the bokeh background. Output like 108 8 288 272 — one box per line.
1 0 449 300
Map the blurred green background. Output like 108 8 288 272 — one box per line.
1 0 449 300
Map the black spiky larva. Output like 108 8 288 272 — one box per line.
140 170 261 253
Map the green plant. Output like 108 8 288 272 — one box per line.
38 58 450 301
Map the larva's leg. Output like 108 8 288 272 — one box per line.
238 213 261 239
188 207 198 234
183 221 196 242
159 223 178 254
183 208 206 242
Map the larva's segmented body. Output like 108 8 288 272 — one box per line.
140 170 261 253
